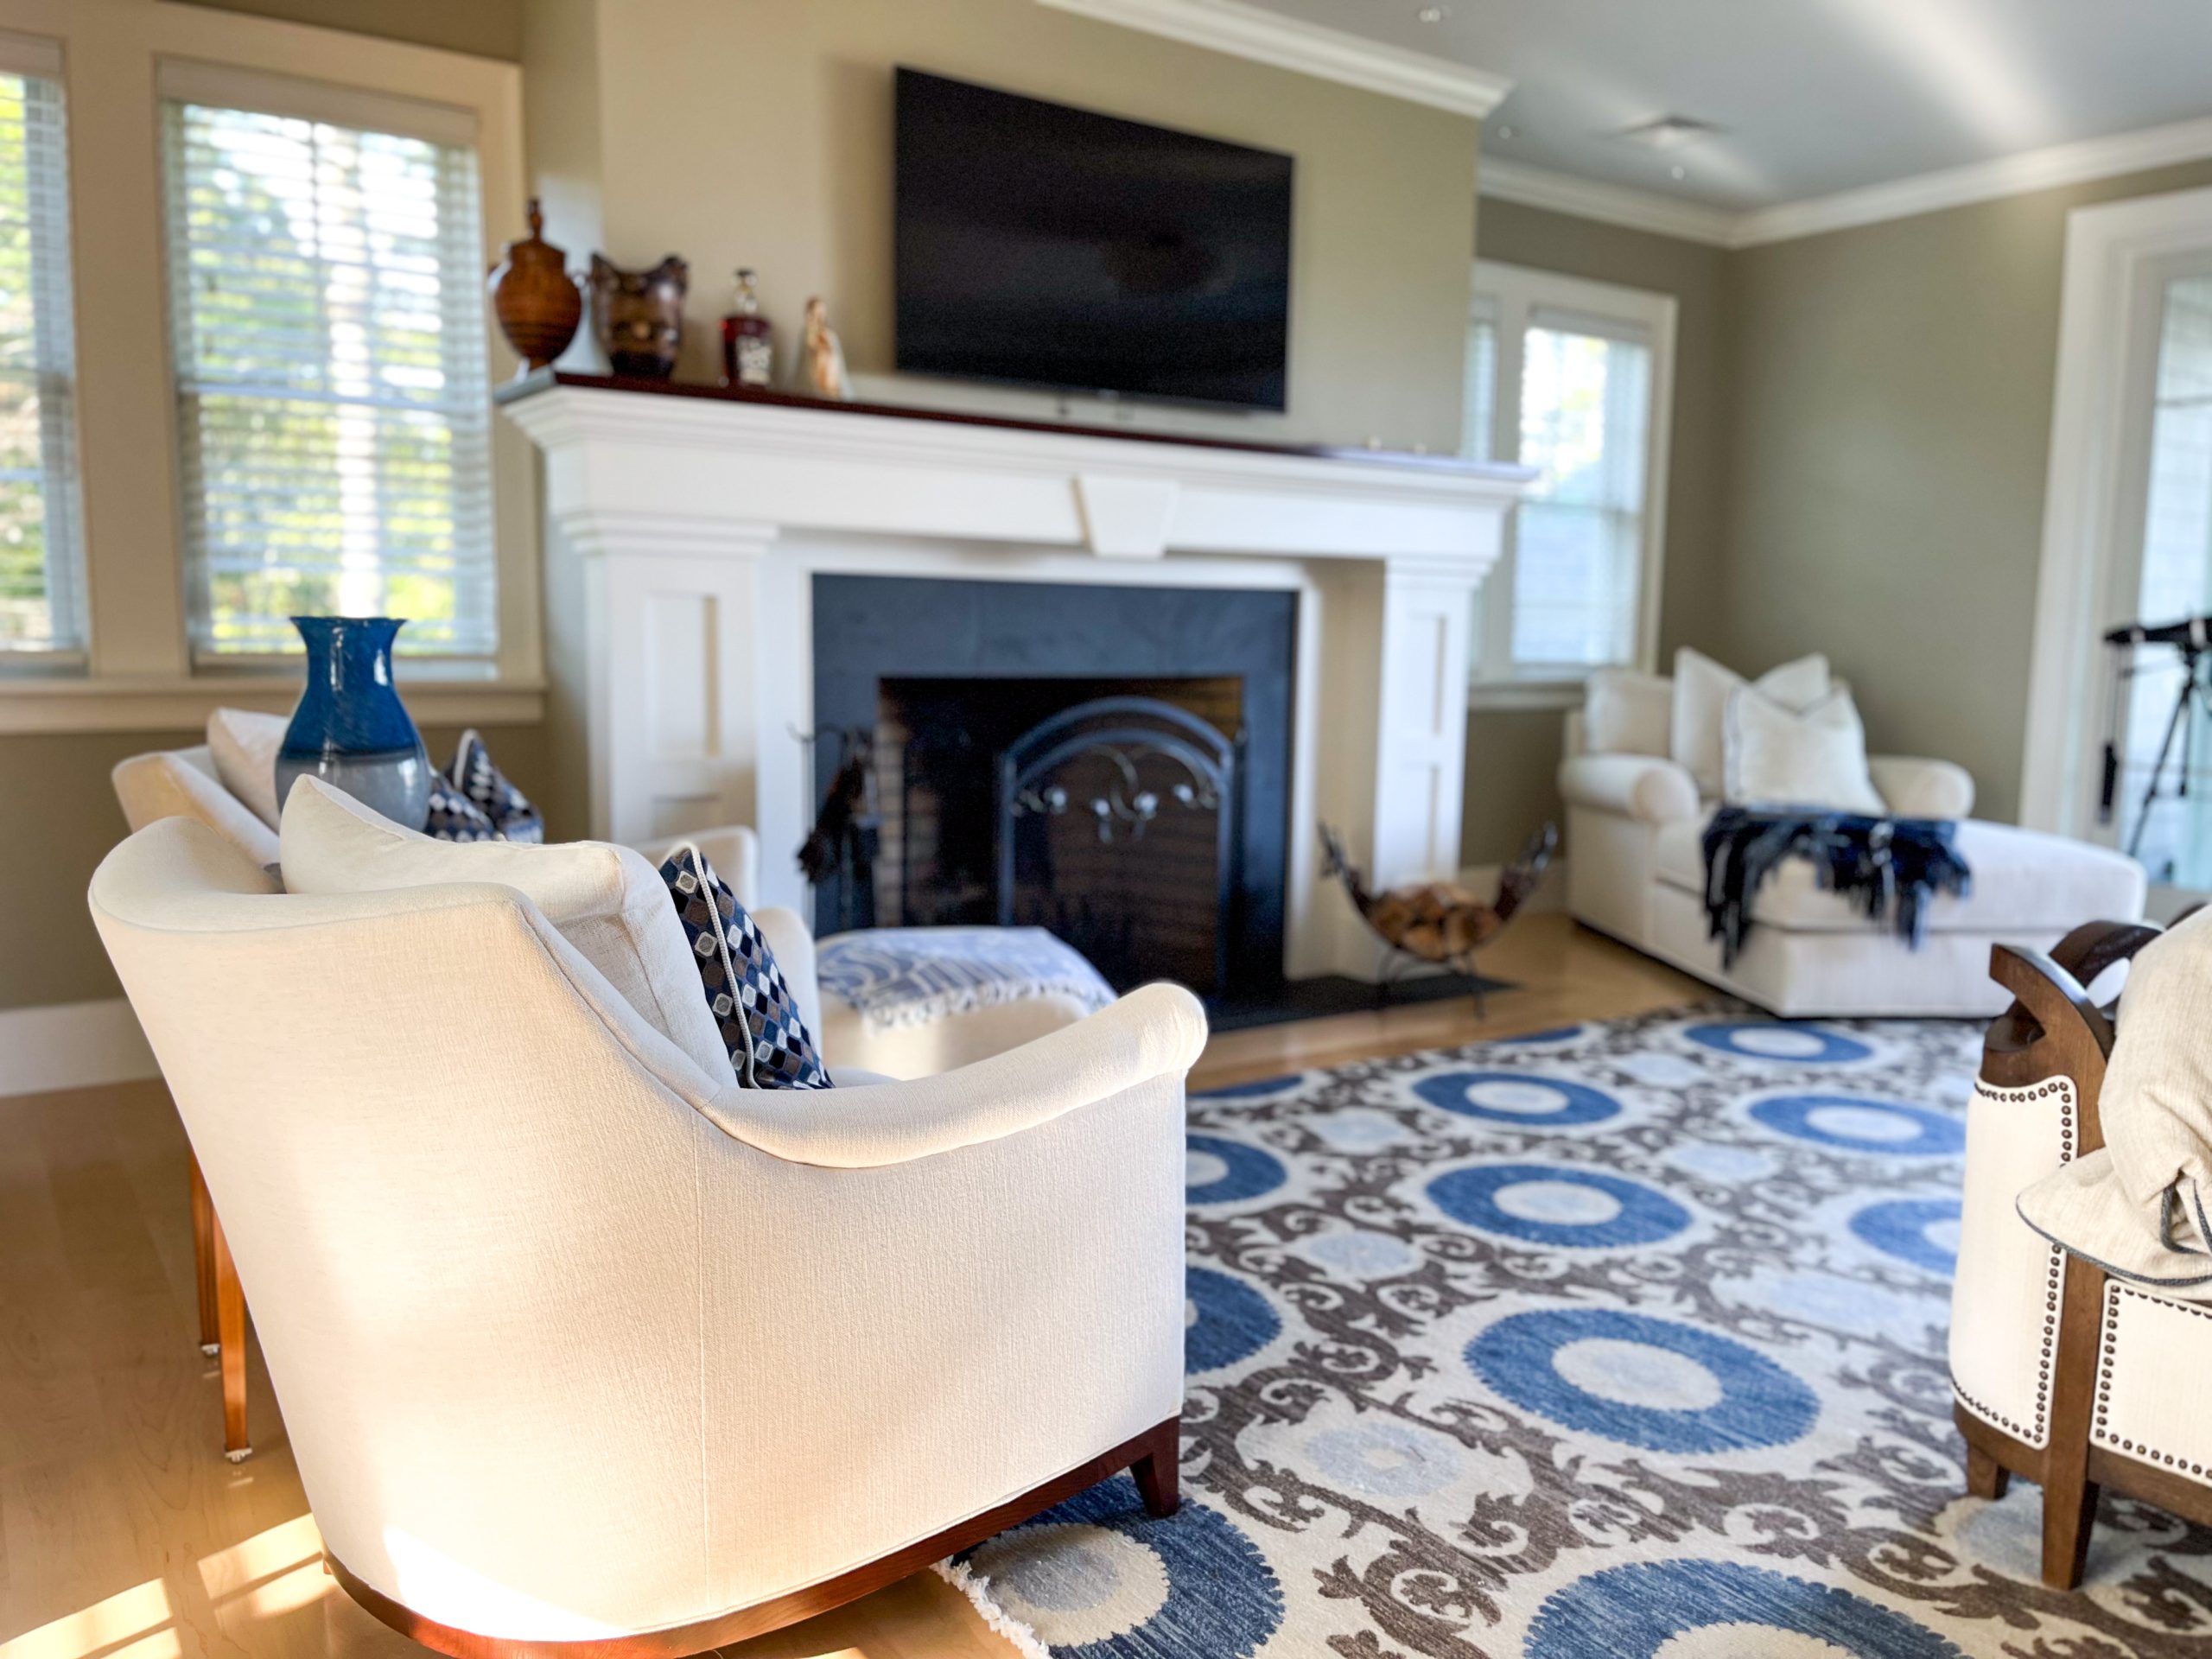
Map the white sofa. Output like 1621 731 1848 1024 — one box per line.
1557 698 2147 1020
91 815 1201 1649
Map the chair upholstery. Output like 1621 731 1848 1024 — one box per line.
90 817 1204 1643
1952 920 2212 1586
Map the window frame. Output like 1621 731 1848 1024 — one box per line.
0 1 537 734
1464 259 1675 711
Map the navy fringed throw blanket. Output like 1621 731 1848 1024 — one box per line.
1700 807 1973 969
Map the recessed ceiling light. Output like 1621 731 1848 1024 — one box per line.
1496 123 1516 140
1614 115 1726 153
1669 164 1687 180
1417 5 1448 22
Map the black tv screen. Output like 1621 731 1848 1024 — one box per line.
894 69 1293 411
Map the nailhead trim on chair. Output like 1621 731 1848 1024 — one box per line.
2094 1282 2212 1479
1952 1077 2075 1450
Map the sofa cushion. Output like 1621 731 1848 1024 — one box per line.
448 728 544 843
1583 668 1673 758
1653 814 2146 934
207 708 289 830
1722 683 1885 815
279 775 734 1082
1671 649 1828 798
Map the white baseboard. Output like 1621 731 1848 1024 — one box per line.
0 997 159 1098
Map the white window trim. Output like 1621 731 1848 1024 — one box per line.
1465 259 1675 712
0 0 537 732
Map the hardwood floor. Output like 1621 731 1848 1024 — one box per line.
0 915 1701 1659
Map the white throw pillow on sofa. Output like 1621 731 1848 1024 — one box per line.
279 775 734 1083
1584 667 1673 757
207 708 289 830
1672 648 1830 798
1722 683 1886 816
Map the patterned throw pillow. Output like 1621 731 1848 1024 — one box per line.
424 774 500 841
452 728 544 842
658 842 831 1090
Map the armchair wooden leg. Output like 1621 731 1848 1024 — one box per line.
1964 1441 2010 1500
211 1209 251 1462
2040 1261 2106 1589
188 1153 219 1357
1131 1417 1180 1517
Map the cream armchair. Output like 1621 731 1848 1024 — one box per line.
111 737 768 1460
91 817 1201 1652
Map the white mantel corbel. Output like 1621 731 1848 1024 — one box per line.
505 378 1531 977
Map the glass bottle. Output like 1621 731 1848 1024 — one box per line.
721 268 773 389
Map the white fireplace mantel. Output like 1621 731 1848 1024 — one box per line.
503 378 1532 980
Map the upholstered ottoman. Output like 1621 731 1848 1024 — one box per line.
815 926 1117 1079
1637 817 2146 1018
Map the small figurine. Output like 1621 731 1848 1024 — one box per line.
797 296 853 402
721 267 773 389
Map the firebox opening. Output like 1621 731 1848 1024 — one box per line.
875 676 1243 994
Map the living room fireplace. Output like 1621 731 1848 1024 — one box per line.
811 575 1294 999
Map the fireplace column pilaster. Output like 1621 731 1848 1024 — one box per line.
558 508 779 848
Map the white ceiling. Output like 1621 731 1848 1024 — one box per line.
1243 0 2212 212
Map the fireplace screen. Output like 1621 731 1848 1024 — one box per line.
874 677 1243 995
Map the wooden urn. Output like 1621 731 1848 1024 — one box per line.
486 199 582 373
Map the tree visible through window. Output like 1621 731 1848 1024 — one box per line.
0 62 81 659
163 99 493 660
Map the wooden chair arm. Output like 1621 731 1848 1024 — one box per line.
2045 919 2162 991
1984 942 2120 1154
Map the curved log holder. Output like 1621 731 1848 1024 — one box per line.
1960 919 2204 1588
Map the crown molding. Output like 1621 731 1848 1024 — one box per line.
1483 111 2212 251
1478 159 1738 246
1732 111 2212 246
1034 0 1511 119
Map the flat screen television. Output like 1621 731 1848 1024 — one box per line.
893 68 1294 411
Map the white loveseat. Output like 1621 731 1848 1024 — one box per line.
1557 671 2146 1018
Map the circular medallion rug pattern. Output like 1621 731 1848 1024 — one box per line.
944 1009 2212 1657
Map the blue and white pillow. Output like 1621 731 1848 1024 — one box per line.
451 728 544 842
658 842 831 1090
425 774 500 841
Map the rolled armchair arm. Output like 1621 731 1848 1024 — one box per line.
698 981 1208 1168
1557 753 1700 824
1868 755 1974 819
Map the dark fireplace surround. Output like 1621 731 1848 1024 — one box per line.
810 575 1295 1000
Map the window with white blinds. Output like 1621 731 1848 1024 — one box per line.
162 85 494 662
0 53 81 660
1463 262 1673 692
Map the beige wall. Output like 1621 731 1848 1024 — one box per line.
175 0 524 60
0 721 556 1010
1719 159 2212 825
1459 197 1734 866
542 0 1481 454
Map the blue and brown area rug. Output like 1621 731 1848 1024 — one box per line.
938 1009 2212 1657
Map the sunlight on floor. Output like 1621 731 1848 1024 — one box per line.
0 1580 177 1659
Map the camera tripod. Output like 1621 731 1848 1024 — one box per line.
2103 628 2212 863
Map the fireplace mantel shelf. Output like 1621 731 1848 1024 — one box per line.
502 376 1530 568
502 375 1533 979
499 368 1526 478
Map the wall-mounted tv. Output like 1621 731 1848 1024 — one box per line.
893 68 1294 412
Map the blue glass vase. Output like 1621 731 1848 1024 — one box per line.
275 617 434 830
